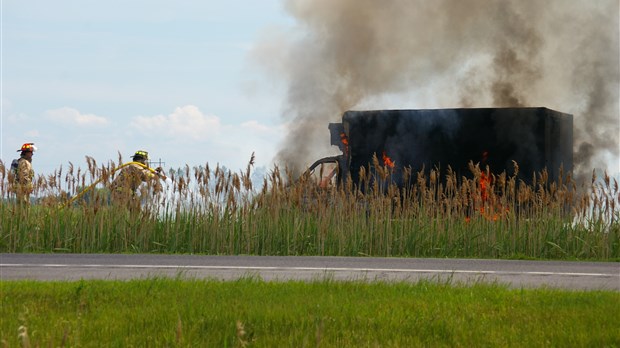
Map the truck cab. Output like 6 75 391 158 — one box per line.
300 155 344 189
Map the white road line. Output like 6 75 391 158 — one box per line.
1 264 617 278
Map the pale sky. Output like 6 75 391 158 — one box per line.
1 0 292 175
2 0 619 179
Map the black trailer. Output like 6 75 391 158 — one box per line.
305 107 573 188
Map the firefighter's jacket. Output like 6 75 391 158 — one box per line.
9 158 34 204
110 163 163 199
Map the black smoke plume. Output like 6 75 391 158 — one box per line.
253 0 619 179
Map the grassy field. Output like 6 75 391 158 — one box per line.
1 158 618 260
2 277 619 347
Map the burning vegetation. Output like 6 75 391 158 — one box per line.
0 152 618 260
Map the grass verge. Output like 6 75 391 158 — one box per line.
2 277 619 347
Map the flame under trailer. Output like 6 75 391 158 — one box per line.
305 107 573 188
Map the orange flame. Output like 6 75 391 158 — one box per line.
340 132 349 155
464 168 509 223
464 152 511 223
382 151 395 168
480 171 490 202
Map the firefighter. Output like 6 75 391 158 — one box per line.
10 143 37 205
109 150 167 209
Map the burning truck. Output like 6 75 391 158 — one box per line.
303 107 573 189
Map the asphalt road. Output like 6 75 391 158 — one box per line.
1 253 618 291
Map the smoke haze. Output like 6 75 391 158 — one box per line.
253 0 619 179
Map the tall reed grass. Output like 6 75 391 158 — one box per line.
0 155 618 260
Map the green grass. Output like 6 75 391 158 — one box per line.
2 277 619 347
1 201 618 260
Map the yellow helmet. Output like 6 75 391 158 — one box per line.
131 150 149 161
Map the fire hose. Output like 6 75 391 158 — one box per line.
59 161 162 208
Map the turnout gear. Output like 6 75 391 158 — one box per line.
110 150 166 210
11 143 36 205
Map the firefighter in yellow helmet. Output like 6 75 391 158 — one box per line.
110 150 167 209
10 143 37 205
